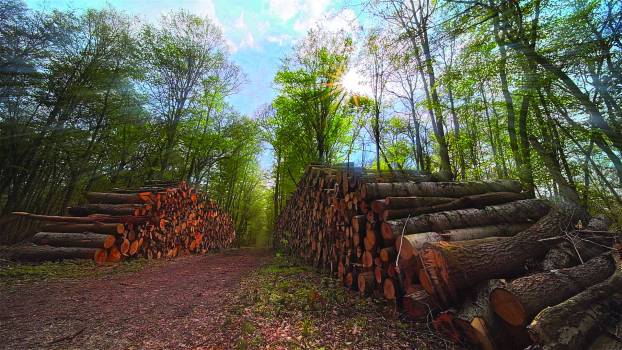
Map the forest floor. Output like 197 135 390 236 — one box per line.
0 248 458 349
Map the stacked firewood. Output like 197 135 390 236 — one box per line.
10 181 235 263
274 165 621 350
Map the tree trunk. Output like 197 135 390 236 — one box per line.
434 280 504 350
358 271 374 296
68 203 142 216
587 319 622 350
381 191 528 220
41 223 125 235
362 180 522 200
403 286 439 320
528 266 622 350
85 192 150 204
382 199 549 239
418 205 577 306
375 196 454 212
9 245 102 262
490 5 523 184
491 254 616 326
440 223 530 241
32 232 117 249
398 223 531 260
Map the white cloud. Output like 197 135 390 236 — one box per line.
266 34 293 46
323 9 359 36
183 0 223 29
234 12 246 30
226 11 258 52
292 0 331 32
269 0 301 21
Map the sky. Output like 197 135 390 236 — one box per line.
25 0 370 116
24 0 376 171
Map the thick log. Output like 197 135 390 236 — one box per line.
491 254 616 326
362 180 522 200
383 277 401 300
396 232 442 260
41 223 125 235
381 192 529 220
85 192 151 204
67 204 141 216
397 224 531 260
528 265 622 350
434 280 504 350
358 271 374 296
379 247 396 263
13 212 98 223
381 199 549 239
13 211 146 224
539 235 614 270
373 196 454 213
403 286 439 320
107 245 122 263
440 223 530 241
587 319 622 350
587 214 613 231
419 204 576 306
31 232 116 249
9 245 99 262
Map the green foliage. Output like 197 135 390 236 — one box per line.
0 3 265 245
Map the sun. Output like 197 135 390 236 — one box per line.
339 68 368 95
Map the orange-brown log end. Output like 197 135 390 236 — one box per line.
94 248 107 265
489 287 527 326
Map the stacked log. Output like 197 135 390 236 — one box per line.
274 165 621 350
10 181 235 263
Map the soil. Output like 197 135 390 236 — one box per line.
0 248 273 349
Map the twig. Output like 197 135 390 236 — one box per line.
47 327 85 345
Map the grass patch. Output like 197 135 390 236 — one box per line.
223 255 460 349
0 258 152 285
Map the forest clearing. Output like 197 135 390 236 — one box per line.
1 0 622 349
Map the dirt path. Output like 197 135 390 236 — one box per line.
0 248 272 349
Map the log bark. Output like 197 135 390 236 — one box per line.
31 232 116 249
381 192 529 220
13 212 145 224
373 196 454 213
491 254 616 326
41 223 125 235
419 204 576 306
381 199 549 239
358 271 374 296
383 277 401 300
362 180 522 200
68 204 141 216
587 319 622 350
397 224 531 260
85 192 151 204
434 280 503 350
10 245 99 262
403 286 439 320
528 265 622 350
440 223 530 241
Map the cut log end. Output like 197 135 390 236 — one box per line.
383 278 396 300
489 288 527 327
94 248 107 265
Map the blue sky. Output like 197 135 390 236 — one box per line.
25 0 366 116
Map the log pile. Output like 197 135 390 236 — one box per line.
274 165 621 350
10 181 235 264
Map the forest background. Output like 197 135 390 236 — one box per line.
1 0 620 245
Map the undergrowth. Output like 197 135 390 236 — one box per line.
0 258 153 285
224 255 459 350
